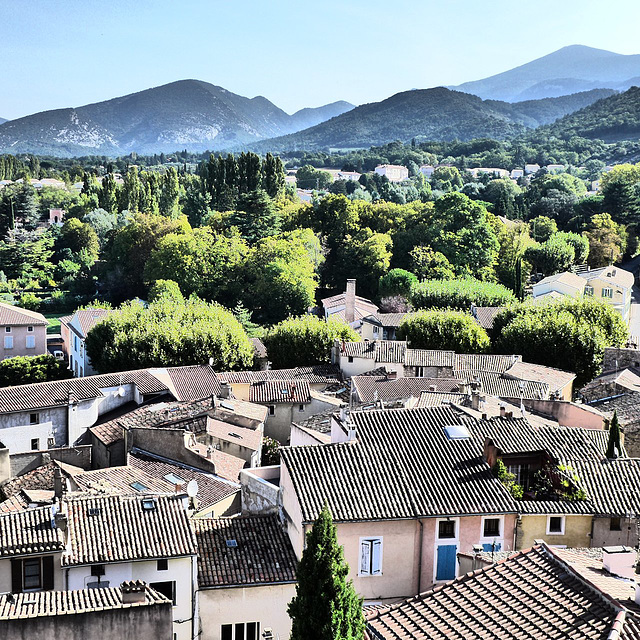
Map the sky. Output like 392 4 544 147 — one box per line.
1 0 639 120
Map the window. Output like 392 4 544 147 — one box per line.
31 438 39 451
438 520 456 539
348 356 354 363
157 558 168 571
23 559 42 590
584 285 594 297
90 564 105 577
27 326 34 332
150 581 176 605
602 288 613 298
74 336 78 351
30 413 39 425
130 481 150 492
546 516 565 535
483 518 500 537
4 326 10 333
26 335 35 349
268 405 275 416
610 517 622 531
359 537 383 576
221 623 260 640
4 336 13 349
507 463 530 491
298 403 305 412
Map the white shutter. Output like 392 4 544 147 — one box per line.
360 540 371 575
372 539 382 575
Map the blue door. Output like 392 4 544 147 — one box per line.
482 542 502 552
436 544 457 580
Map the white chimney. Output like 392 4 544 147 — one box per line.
345 279 356 324
603 546 636 579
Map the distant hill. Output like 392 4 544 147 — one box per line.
453 45 640 102
248 87 615 152
0 81 354 157
0 118 6 125
531 86 640 143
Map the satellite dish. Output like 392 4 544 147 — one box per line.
186 480 199 497
117 386 125 397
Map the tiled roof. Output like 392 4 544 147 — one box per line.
579 265 635 289
128 450 239 511
207 417 262 451
251 337 268 359
70 465 175 496
164 365 222 401
366 545 640 640
534 271 586 290
218 364 340 385
375 312 410 327
452 370 550 399
405 349 455 367
472 306 503 330
589 392 640 424
581 368 640 398
193 515 297 588
0 585 169 619
341 341 377 359
281 406 518 523
321 292 379 316
293 409 336 434
1 460 85 500
352 376 464 403
415 391 467 407
375 341 407 364
0 301 47 326
65 308 112 338
0 505 65 557
454 353 520 372
504 361 576 393
62 494 197 566
249 380 311 404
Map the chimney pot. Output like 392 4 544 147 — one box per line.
121 580 147 604
499 405 506 418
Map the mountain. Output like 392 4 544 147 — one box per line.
531 86 640 143
248 87 616 152
0 80 354 157
289 101 354 131
453 45 640 102
0 118 6 125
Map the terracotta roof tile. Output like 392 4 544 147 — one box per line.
0 302 47 326
217 364 340 385
0 505 65 557
249 380 311 404
193 515 297 588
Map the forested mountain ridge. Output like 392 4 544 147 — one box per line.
0 118 6 125
0 80 354 157
453 45 640 101
530 86 640 143
248 87 616 152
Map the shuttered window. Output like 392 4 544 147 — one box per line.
11 556 54 592
359 537 382 576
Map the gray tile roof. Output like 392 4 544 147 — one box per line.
0 301 47 326
471 306 503 330
0 585 169 619
62 494 197 565
193 515 297 588
504 361 576 394
164 365 222 401
0 505 65 557
454 353 521 372
63 308 112 338
251 337 268 359
451 370 550 399
249 380 311 404
281 406 519 523
415 391 467 407
217 364 340 385
352 376 465 403
366 545 640 640
405 349 455 367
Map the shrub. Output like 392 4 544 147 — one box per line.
410 278 516 311
379 269 418 299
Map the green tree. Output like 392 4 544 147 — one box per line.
288 504 365 640
296 165 333 190
147 279 184 303
583 213 626 267
98 173 118 214
398 309 490 353
0 354 72 387
409 246 455 280
379 268 418 299
159 167 181 217
554 231 589 264
229 189 281 244
530 216 558 243
606 411 622 459
85 298 253 373
524 236 575 276
262 152 286 198
55 218 100 262
264 315 359 369
15 183 40 230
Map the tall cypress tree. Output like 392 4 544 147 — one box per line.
288 504 365 640
606 411 622 459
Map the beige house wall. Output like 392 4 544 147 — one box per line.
516 514 592 549
198 583 296 640
0 325 47 360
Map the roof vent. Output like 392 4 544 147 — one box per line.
88 508 101 516
444 424 472 440
226 539 238 548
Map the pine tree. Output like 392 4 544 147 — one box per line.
288 504 365 640
606 411 622 458
98 173 118 215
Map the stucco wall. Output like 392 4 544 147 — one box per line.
240 467 280 515
0 553 65 593
592 516 639 548
67 556 194 640
0 325 47 360
265 404 294 444
199 583 295 640
516 514 592 549
10 445 92 477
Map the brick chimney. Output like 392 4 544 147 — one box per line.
219 382 231 399
121 580 147 604
345 279 356 324
54 465 65 499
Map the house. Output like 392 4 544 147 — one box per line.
579 265 635 323
532 271 586 300
360 312 410 341
62 493 198 640
250 338 269 370
321 279 379 326
419 165 435 177
510 168 524 180
468 168 510 179
48 208 65 225
470 304 503 337
587 392 640 457
374 164 408 182
0 302 48 361
336 170 362 181
217 364 341 393
194 515 297 640
365 544 640 639
60 307 113 376
524 163 540 174
0 365 222 455
0 582 173 640
546 163 565 173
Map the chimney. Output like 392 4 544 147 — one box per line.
219 382 231 399
54 465 65 499
499 404 506 418
121 580 147 604
345 279 356 324
386 370 398 380
206 446 214 460
603 546 636 579
471 389 481 411
429 384 437 392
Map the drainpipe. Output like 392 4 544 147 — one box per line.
417 519 424 593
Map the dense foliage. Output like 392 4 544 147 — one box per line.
85 297 254 373
411 278 517 310
0 354 72 387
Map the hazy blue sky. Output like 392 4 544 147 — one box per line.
1 0 638 119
